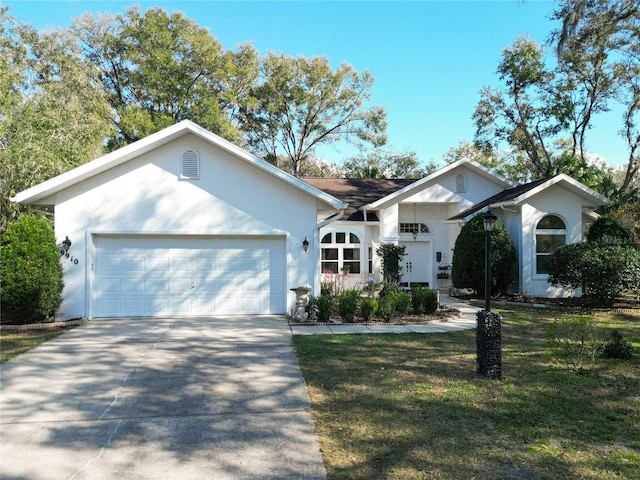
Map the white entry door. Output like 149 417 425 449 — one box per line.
93 235 285 317
400 241 433 287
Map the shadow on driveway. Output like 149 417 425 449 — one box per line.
0 316 326 479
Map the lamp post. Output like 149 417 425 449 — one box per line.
483 208 497 311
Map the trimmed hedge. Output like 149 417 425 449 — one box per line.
0 214 63 324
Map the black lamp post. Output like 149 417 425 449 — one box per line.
483 208 497 311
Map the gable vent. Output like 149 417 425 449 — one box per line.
181 149 200 179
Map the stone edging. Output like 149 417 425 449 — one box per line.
289 309 461 327
0 318 89 331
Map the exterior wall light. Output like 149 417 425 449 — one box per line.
302 237 309 252
60 236 72 253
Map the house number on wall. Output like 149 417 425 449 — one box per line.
60 251 80 265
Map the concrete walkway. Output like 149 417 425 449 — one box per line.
0 316 326 480
290 294 479 335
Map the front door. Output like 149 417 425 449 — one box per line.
400 241 432 287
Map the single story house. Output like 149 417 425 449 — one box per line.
13 121 609 320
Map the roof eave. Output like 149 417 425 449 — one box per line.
12 120 346 211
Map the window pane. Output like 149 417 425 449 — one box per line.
321 233 332 244
343 248 361 261
349 233 360 244
536 254 550 274
538 215 565 230
322 262 338 273
536 234 566 253
343 262 361 274
336 232 346 243
322 248 338 260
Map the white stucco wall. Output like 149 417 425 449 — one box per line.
520 185 586 298
42 134 322 319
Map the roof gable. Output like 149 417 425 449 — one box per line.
12 120 346 211
449 174 610 220
361 158 516 210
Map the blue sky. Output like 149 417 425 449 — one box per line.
6 0 630 168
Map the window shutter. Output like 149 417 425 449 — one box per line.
181 149 199 179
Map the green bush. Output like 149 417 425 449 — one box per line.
547 315 606 372
451 213 517 295
1 214 64 324
602 329 634 360
314 294 334 322
411 286 438 315
359 297 379 322
548 243 640 304
376 243 406 283
338 289 360 323
378 294 396 322
586 216 633 246
394 291 412 316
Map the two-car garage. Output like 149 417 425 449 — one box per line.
93 235 286 317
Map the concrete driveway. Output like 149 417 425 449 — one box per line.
0 316 327 480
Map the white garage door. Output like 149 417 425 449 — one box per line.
94 235 285 317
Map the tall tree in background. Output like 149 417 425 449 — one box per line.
71 6 259 149
342 147 434 179
553 0 639 192
0 8 112 229
242 53 387 176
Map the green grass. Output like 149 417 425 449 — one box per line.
0 326 77 363
294 306 640 480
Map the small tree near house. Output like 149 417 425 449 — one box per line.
451 213 517 296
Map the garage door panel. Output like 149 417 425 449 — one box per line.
94 236 285 317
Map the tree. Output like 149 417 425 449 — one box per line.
342 147 435 179
0 8 112 229
0 214 63 323
451 213 517 295
552 0 640 192
242 53 387 176
70 7 259 149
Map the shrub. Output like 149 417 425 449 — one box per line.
451 213 517 295
586 216 633 246
411 286 438 315
547 315 606 372
0 214 63 324
394 292 412 316
359 298 379 322
378 294 397 322
376 243 406 283
602 329 634 360
316 294 334 322
338 289 360 323
548 243 640 304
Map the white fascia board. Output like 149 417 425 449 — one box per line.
360 157 515 211
12 120 346 211
508 174 610 207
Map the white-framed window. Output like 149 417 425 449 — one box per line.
180 149 200 179
535 214 566 274
321 231 361 274
399 223 430 234
456 174 467 193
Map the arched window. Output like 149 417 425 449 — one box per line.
455 174 467 193
535 215 566 274
321 231 361 274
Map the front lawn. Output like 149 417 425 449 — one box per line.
0 326 77 363
294 306 640 480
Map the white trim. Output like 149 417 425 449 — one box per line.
12 120 347 212
360 158 515 211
